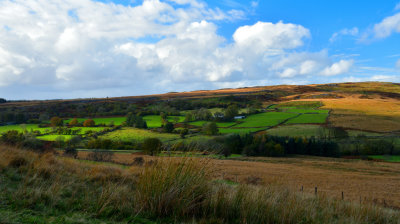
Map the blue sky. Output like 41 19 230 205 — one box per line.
0 0 399 99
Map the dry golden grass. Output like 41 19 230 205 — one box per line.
319 95 400 117
2 146 399 223
80 152 400 209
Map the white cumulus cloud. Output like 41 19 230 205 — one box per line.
373 12 400 38
321 60 354 76
233 21 310 51
0 0 353 99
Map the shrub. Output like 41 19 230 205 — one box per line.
133 157 144 166
83 119 95 127
87 150 114 162
163 122 174 133
1 130 23 145
142 138 162 156
202 122 219 135
69 118 79 126
64 147 78 158
50 116 63 127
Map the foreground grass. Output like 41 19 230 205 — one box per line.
0 146 399 223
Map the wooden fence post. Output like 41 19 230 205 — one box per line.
342 192 344 200
315 187 317 196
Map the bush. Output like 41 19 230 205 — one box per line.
163 122 174 133
50 117 63 127
1 130 23 145
69 118 79 126
142 138 162 156
87 150 114 162
83 119 95 127
202 122 219 135
64 147 78 158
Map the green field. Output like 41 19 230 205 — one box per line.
219 127 266 134
284 108 329 114
189 121 237 128
266 125 325 137
234 112 298 128
0 124 52 134
143 115 185 128
102 128 179 142
286 114 328 124
37 135 76 141
369 155 400 162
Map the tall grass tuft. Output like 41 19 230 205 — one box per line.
135 158 211 218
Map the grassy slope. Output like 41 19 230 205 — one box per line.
0 146 398 223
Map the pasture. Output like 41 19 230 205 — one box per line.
37 135 76 141
143 115 185 128
234 112 297 127
284 108 329 114
102 127 179 142
286 113 328 124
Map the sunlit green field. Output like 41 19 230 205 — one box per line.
189 121 237 128
102 128 179 142
234 112 298 127
143 115 185 128
0 124 51 134
37 135 76 141
285 114 328 124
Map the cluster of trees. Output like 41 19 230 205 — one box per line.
126 113 147 128
340 137 399 156
184 105 240 123
0 112 28 124
0 130 45 151
53 127 82 135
